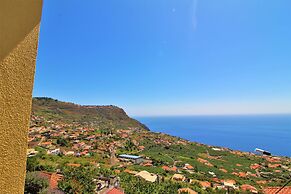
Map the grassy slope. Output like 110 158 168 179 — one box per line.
32 97 149 130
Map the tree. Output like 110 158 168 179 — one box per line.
58 167 96 194
125 140 135 151
26 157 40 172
57 137 69 147
25 172 49 194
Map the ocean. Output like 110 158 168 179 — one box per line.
135 114 291 157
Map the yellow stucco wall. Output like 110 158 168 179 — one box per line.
0 0 43 193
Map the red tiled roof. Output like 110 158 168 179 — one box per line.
241 184 257 193
265 157 281 163
143 162 152 167
162 166 170 171
106 188 124 194
211 177 220 183
171 166 178 172
197 158 208 163
37 172 64 193
232 172 239 176
268 163 281 168
123 169 137 175
224 179 236 185
238 172 247 178
219 168 228 173
66 163 81 167
41 142 52 145
263 186 291 194
185 164 194 169
50 173 63 190
162 165 177 172
199 181 211 188
197 158 213 167
250 163 261 170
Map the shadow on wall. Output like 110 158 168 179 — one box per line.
0 0 43 61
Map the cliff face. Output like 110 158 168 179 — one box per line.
32 97 149 131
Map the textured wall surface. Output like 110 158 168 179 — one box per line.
0 0 43 193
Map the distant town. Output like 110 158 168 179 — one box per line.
25 98 291 194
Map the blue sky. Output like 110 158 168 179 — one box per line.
33 0 291 116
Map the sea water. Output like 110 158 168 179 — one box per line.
136 114 291 157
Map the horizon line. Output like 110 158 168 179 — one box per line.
132 112 291 117
32 96 291 117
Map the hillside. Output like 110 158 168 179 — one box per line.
27 98 291 194
32 97 149 131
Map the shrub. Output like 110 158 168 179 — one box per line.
24 172 49 194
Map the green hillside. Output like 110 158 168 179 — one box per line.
32 97 149 131
26 98 291 194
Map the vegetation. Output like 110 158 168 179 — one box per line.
26 157 40 172
25 97 291 193
32 97 149 130
24 172 49 194
58 167 96 194
119 172 184 194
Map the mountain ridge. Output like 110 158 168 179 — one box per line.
32 97 149 131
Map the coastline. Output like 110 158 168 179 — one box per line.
135 114 291 157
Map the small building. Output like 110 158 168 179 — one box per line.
94 175 121 193
178 188 197 194
172 174 186 182
64 151 75 156
240 184 258 193
263 186 291 194
27 149 38 157
223 180 238 190
118 154 143 164
123 169 138 175
47 148 61 155
199 181 212 189
184 163 194 170
107 188 124 194
212 147 222 151
255 148 271 156
135 171 157 183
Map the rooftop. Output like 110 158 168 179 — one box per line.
118 154 141 159
263 186 291 194
107 188 124 194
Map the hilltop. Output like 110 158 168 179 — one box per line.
26 98 291 194
32 97 149 131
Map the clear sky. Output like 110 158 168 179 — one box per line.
33 0 291 116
